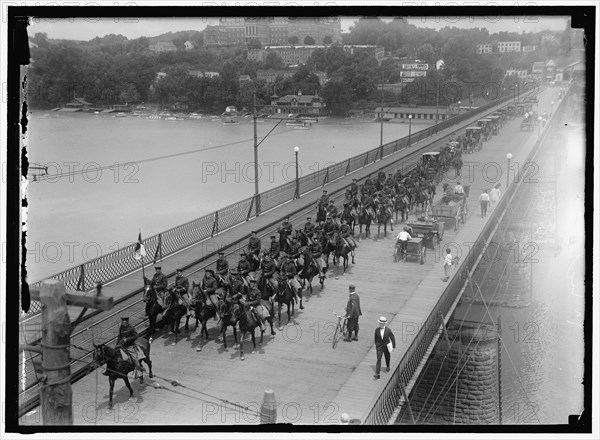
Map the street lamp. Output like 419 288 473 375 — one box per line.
506 153 513 190
537 116 543 140
408 114 413 147
551 101 554 116
458 101 461 115
293 146 300 199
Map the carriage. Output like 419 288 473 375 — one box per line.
477 119 492 141
516 103 526 116
520 114 534 131
431 185 470 231
506 104 516 119
421 151 441 179
406 219 445 250
487 115 501 135
394 237 426 264
464 127 483 153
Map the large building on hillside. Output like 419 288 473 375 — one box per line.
265 92 326 116
476 43 493 54
149 41 177 52
497 41 521 53
204 17 342 47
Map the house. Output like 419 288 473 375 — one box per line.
522 45 536 52
184 40 195 50
497 41 521 53
342 45 385 63
188 70 220 79
505 69 528 79
238 74 252 82
149 41 177 52
265 91 326 116
476 43 493 54
435 59 445 70
64 97 94 111
156 71 168 80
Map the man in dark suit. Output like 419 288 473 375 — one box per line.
345 285 362 342
374 316 396 379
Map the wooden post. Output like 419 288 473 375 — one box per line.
39 279 73 425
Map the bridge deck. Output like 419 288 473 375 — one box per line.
19 87 561 425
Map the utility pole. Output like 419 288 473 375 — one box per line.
253 89 260 216
21 280 113 425
435 77 440 134
379 67 384 160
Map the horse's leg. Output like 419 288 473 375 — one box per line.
108 377 115 410
221 323 228 349
124 376 134 400
240 331 246 360
278 302 282 327
144 357 153 378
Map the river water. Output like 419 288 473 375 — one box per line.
26 112 423 282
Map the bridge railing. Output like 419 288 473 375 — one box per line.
361 84 571 425
25 94 514 318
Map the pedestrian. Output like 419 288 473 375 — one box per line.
373 316 396 380
443 247 454 281
479 189 490 217
339 413 350 425
345 285 362 342
489 183 501 209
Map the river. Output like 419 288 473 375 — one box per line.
25 111 427 282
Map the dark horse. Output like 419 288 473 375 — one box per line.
189 282 217 340
162 288 188 344
394 194 410 223
93 339 153 410
316 203 327 224
332 232 355 273
232 299 276 361
275 274 296 327
142 280 165 339
298 251 320 295
376 204 393 238
357 204 372 240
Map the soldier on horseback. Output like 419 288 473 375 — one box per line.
269 235 281 267
318 189 329 208
111 317 145 374
151 266 168 298
304 217 315 236
309 233 327 275
340 219 357 254
323 216 339 240
326 200 339 224
201 268 222 314
237 252 253 290
281 252 302 304
235 280 267 332
361 192 376 219
215 252 230 289
173 268 192 316
349 178 359 198
260 254 279 300
278 216 293 253
248 230 261 257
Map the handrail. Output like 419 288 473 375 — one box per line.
24 93 515 318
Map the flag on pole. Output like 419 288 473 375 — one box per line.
134 232 147 260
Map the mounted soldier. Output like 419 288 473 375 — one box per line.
309 233 327 275
111 317 146 374
349 178 359 198
150 266 168 298
318 189 330 209
247 230 261 269
215 252 230 289
173 268 192 316
304 216 315 236
201 268 222 315
340 219 357 255
278 215 293 253
234 280 266 332
237 252 253 290
269 235 281 267
260 253 279 298
281 252 302 304
323 216 339 241
326 200 339 224
361 192 376 219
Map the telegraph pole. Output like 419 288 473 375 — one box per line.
253 89 260 216
379 68 384 160
435 77 440 134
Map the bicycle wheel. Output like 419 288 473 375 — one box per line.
332 323 342 349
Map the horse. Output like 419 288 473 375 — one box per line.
93 338 152 410
394 194 410 223
275 274 296 326
316 203 327 224
142 280 165 339
232 299 276 361
189 282 218 341
218 298 239 349
332 232 355 272
161 289 188 344
357 205 372 240
341 206 357 231
375 204 393 238
298 251 320 295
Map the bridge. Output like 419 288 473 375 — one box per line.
18 84 569 425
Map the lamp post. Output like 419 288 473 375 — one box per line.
551 101 554 116
253 89 260 215
380 67 384 159
408 114 413 147
506 153 512 190
458 100 461 115
537 116 542 140
293 146 300 199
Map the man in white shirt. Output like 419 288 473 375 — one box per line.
479 190 490 217
396 227 412 255
443 247 454 279
489 184 501 209
454 181 465 195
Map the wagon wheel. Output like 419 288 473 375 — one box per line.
420 247 426 264
432 233 438 248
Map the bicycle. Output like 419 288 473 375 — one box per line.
331 311 348 349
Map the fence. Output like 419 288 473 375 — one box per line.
360 83 573 425
25 93 515 318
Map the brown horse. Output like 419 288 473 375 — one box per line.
232 299 276 360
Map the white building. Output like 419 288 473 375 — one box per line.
476 43 493 54
497 41 521 53
184 40 195 50
505 69 528 79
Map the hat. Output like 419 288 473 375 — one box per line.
176 268 183 272
348 285 356 292
154 266 161 270
240 251 247 256
270 235 276 239
205 268 214 274
251 230 257 234
218 252 224 256
306 217 311 221
378 316 387 324
329 200 334 203
323 190 327 193
121 316 129 321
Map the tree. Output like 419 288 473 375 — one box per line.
323 35 333 45
416 43 435 64
247 38 262 50
321 79 354 115
288 36 299 45
304 35 315 45
264 51 285 70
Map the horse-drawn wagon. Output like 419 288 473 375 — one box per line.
520 114 534 131
431 185 470 231
394 237 426 264
488 115 500 135
422 151 441 181
464 126 482 153
477 119 492 141
406 219 445 250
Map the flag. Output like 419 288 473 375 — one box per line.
134 232 146 260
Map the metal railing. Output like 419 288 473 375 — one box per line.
25 94 515 318
361 84 571 425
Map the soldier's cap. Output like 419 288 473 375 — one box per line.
121 317 129 321
323 190 327 193
251 230 257 234
240 251 247 256
349 285 356 291
306 217 311 220
154 266 161 270
329 200 334 203
218 252 225 256
270 235 276 239
326 216 332 219
205 268 215 273
176 268 183 272
352 178 357 181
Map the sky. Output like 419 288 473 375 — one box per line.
28 15 569 42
